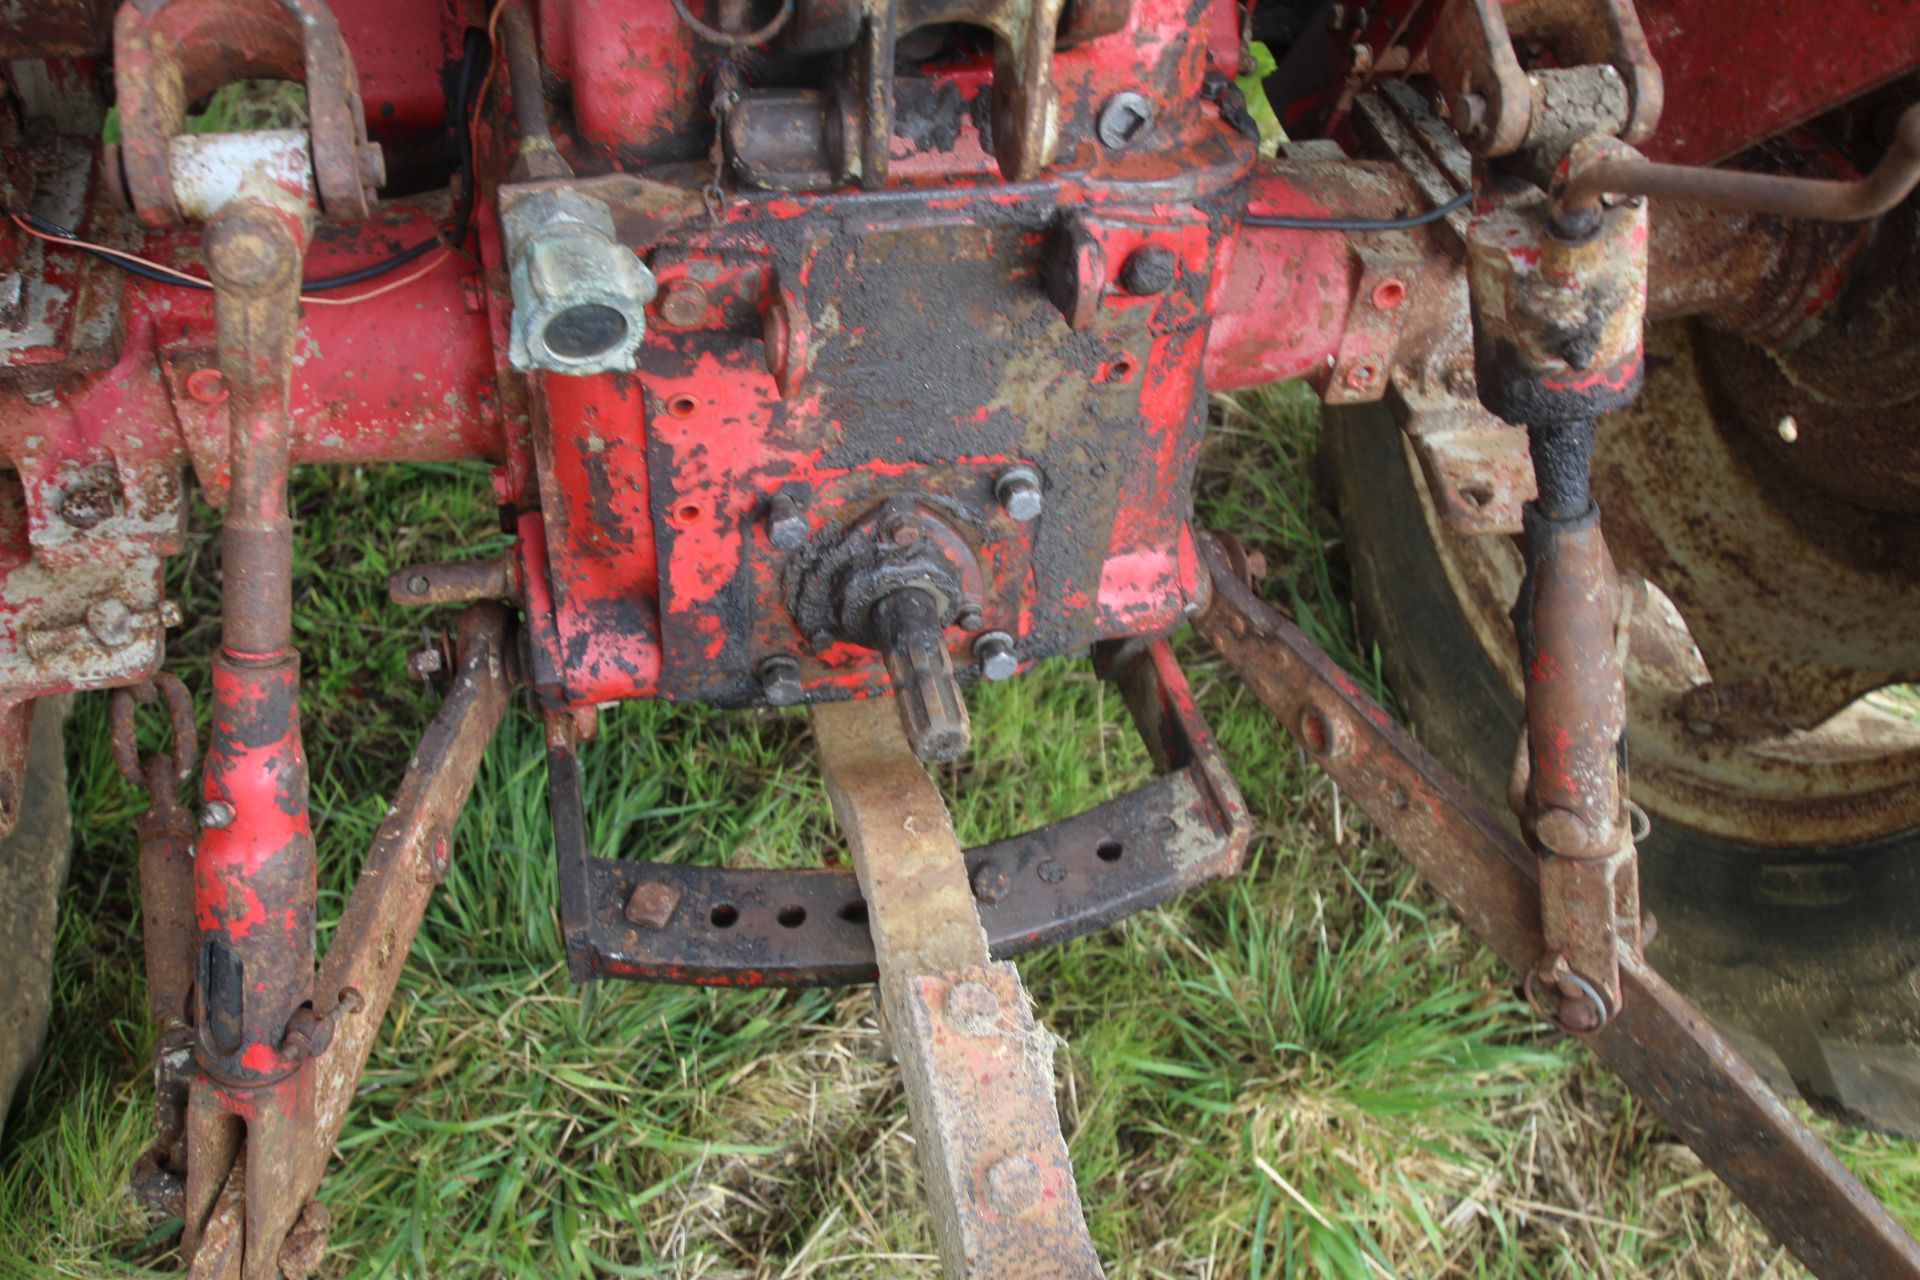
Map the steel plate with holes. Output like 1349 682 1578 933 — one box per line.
548 639 1251 986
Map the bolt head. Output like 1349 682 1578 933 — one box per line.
974 632 1018 681
984 1155 1044 1216
408 647 444 679
970 860 1010 904
758 656 804 707
200 800 235 830
624 881 683 929
1036 856 1068 885
996 468 1044 522
1119 246 1178 295
1096 91 1156 150
766 494 808 551
659 281 709 329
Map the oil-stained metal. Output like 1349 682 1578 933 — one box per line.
814 695 1103 1279
1192 534 1920 1280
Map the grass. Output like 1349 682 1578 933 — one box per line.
1 383 1916 1278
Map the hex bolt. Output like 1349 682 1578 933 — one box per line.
200 800 236 830
808 628 837 652
765 492 808 551
984 1154 1044 1216
658 280 709 329
970 860 1011 904
60 472 122 530
757 655 804 707
1119 246 1178 295
955 603 985 632
624 881 683 929
974 632 1018 681
1096 91 1156 151
408 647 444 680
945 980 1000 1037
995 467 1044 522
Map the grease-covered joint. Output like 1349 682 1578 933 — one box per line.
1466 137 1649 427
504 189 657 376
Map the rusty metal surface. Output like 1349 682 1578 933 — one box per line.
1511 503 1636 1027
286 603 513 1201
178 604 511 1278
205 198 309 657
1424 0 1660 158
111 0 378 227
1192 534 1920 1280
1413 322 1920 846
0 0 113 57
553 637 1245 985
114 675 200 1204
1560 101 1920 219
814 695 1103 1279
388 557 519 607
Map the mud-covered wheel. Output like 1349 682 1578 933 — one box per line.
1324 327 1920 1135
0 699 72 1133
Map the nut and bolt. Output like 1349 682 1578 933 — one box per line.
970 859 1011 904
1119 246 1177 295
200 800 236 830
1095 91 1156 151
945 980 1000 1037
624 881 683 929
757 655 804 707
974 631 1018 681
808 628 837 652
658 280 709 328
984 1154 1044 1216
408 646 445 680
995 467 1044 522
886 517 922 548
955 603 985 631
765 491 808 551
60 473 122 529
405 574 431 596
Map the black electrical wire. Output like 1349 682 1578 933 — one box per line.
1242 187 1474 231
16 24 489 295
